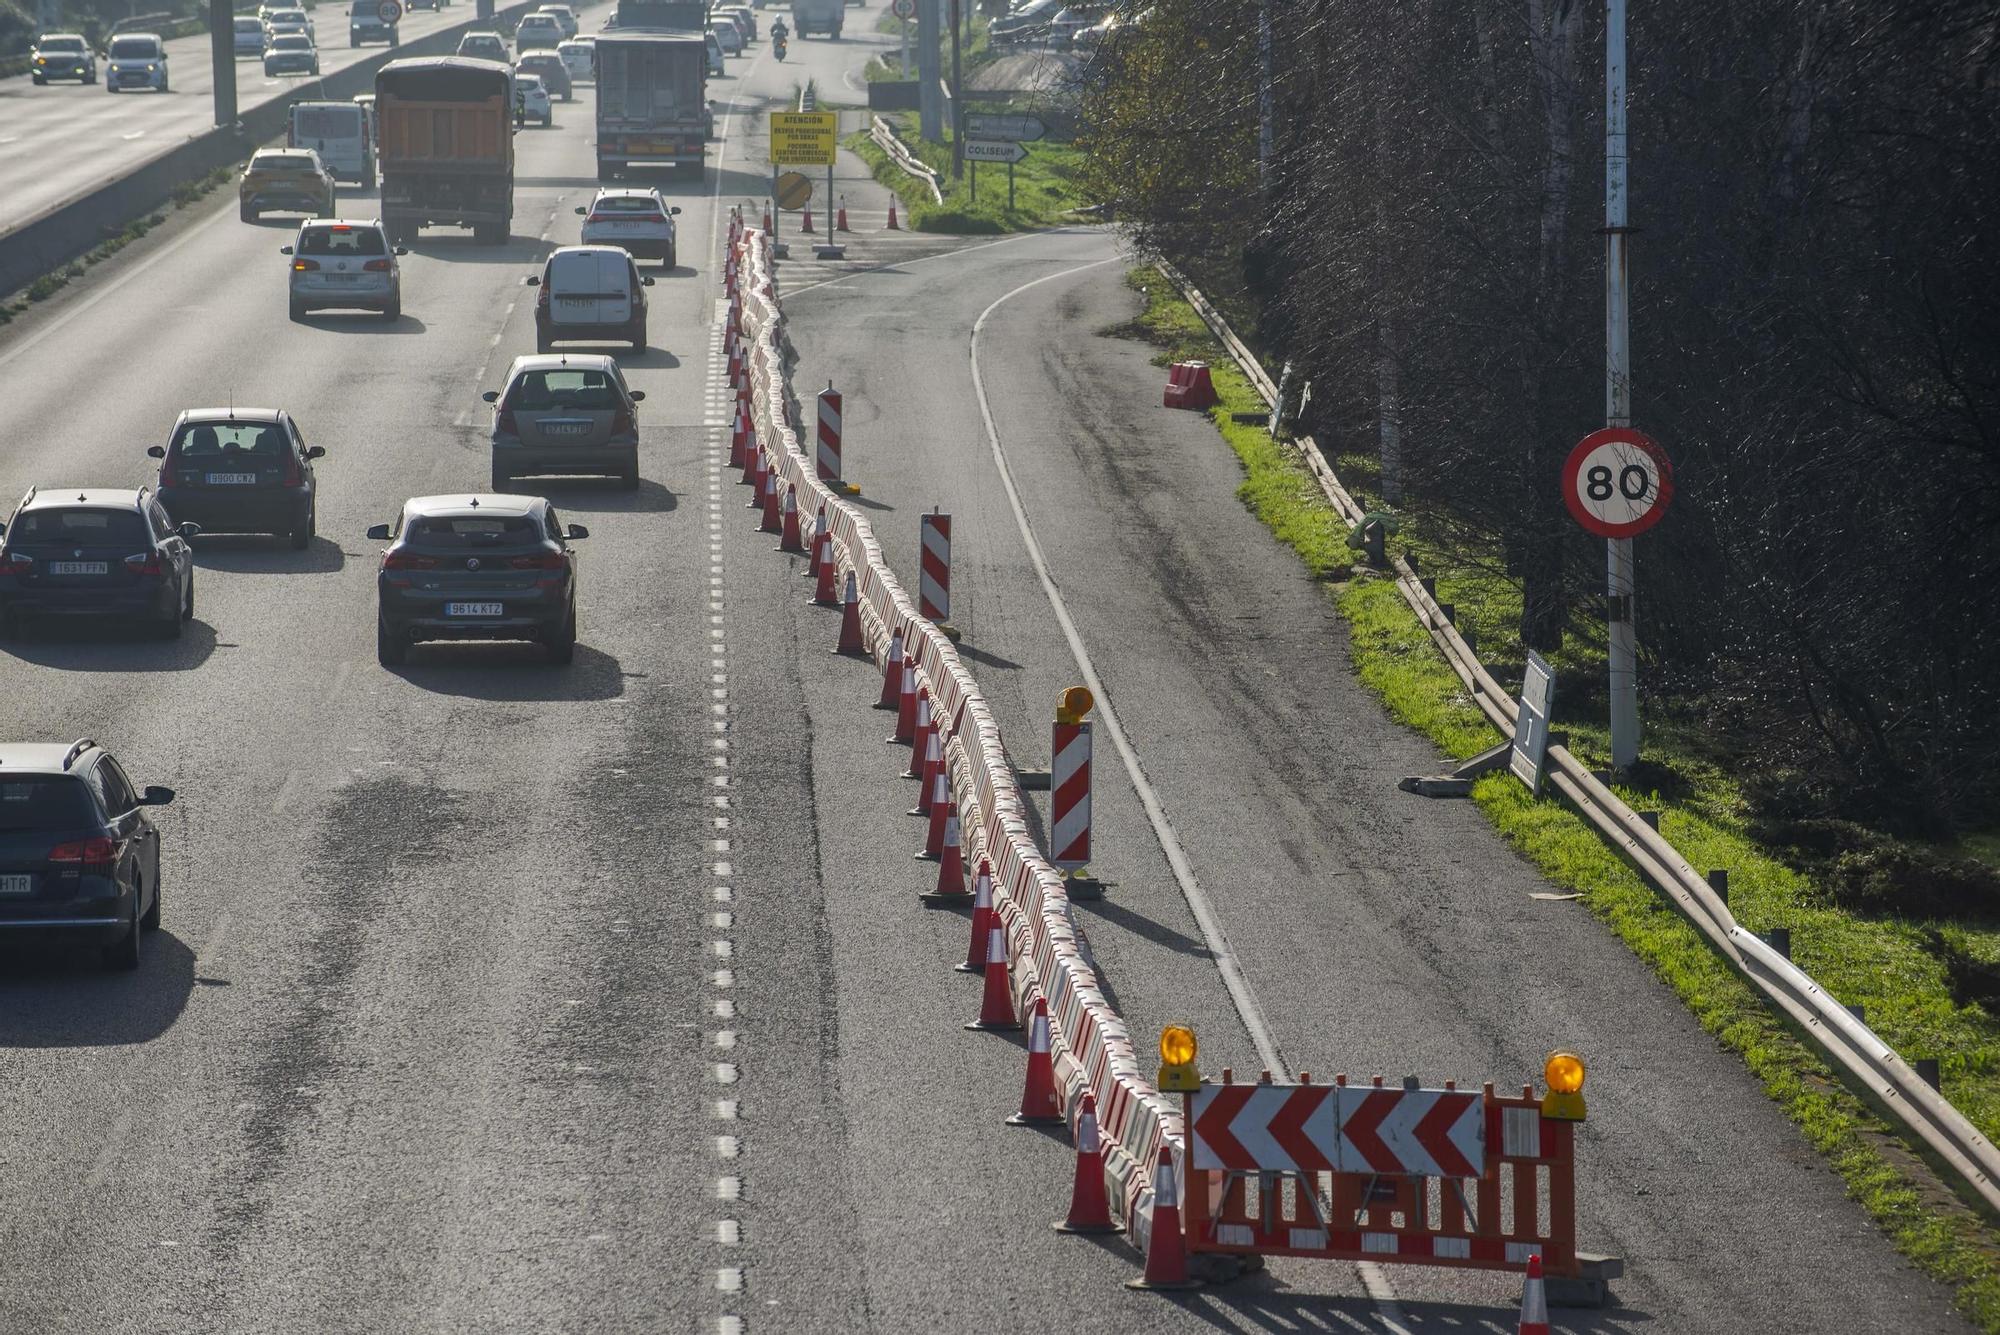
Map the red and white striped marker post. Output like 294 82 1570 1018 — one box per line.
919 509 956 637
1050 687 1094 879
814 383 859 494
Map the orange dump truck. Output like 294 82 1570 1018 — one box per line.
375 56 515 245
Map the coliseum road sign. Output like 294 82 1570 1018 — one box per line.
768 111 837 166
962 139 1029 165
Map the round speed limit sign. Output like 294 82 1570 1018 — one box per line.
1562 426 1673 539
377 0 402 23
892 0 915 16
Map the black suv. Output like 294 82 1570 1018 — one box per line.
0 739 175 970
0 487 199 638
149 408 325 549
368 493 588 666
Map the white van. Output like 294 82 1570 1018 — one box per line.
530 246 654 353
233 15 267 55
290 102 373 188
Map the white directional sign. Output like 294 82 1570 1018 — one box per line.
962 139 1028 165
963 113 1045 143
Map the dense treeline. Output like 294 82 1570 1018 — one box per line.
1081 0 2000 838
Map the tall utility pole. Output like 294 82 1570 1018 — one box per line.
916 0 942 143
1257 0 1273 188
209 0 236 127
947 0 963 180
1603 0 1637 769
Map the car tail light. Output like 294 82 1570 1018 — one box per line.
508 551 566 570
497 406 518 434
363 258 391 272
293 258 320 271
381 551 438 571
0 551 31 578
49 837 116 869
610 406 634 436
124 552 164 577
282 453 302 486
157 458 180 488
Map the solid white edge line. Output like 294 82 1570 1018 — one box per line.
967 252 1409 1326
783 226 1100 300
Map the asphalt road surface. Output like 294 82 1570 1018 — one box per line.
0 9 1975 1335
0 0 507 238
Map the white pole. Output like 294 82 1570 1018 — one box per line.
1604 0 1638 771
1257 0 1274 188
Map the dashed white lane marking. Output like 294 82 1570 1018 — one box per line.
969 256 1410 1325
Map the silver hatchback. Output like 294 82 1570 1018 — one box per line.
483 355 645 491
282 218 406 320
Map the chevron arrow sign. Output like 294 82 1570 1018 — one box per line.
1334 1086 1483 1178
1190 1084 1336 1175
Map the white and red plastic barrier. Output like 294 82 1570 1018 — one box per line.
729 225 1186 1250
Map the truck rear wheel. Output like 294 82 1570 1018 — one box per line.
597 161 622 182
475 221 507 245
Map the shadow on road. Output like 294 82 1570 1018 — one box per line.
0 617 219 671
415 234 558 266
528 477 678 513
617 348 684 371
295 312 431 336
194 533 346 574
0 930 197 1048
389 640 626 699
1192 1283 1654 1334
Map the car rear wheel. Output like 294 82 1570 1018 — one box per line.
241 204 257 222
377 614 407 667
103 892 141 971
491 465 512 491
547 607 577 665
664 245 677 271
383 296 401 322
140 875 161 931
182 573 195 621
289 298 306 321
631 322 646 352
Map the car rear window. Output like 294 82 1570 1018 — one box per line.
39 37 86 51
508 369 621 411
171 421 290 457
8 509 149 546
595 196 661 214
0 779 96 833
272 34 311 49
407 515 541 547
520 53 558 67
255 152 317 171
109 37 159 58
298 225 386 256
296 107 357 137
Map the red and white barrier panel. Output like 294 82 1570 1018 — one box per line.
1050 718 1091 872
730 226 1183 1247
919 509 951 627
817 383 842 483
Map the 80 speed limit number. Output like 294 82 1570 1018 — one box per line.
1561 426 1673 539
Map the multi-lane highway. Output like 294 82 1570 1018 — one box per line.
0 7 1977 1333
0 0 500 236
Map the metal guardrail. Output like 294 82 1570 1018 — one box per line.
868 113 943 206
1158 260 2000 1218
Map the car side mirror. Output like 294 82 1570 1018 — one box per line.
669 206 682 215
139 785 176 806
280 245 294 255
574 205 587 215
566 523 590 540
481 390 500 403
305 446 325 460
366 523 392 540
393 246 409 256
177 522 202 540
525 275 541 286
642 276 655 286
147 445 166 459
628 390 645 402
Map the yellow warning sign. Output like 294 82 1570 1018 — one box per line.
768 110 838 166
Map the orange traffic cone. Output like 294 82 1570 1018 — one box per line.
762 201 772 232
812 532 839 607
886 198 900 230
887 655 917 742
902 690 933 779
1518 1255 1550 1335
1053 1093 1122 1233
956 860 994 968
833 571 865 656
802 204 814 234
740 428 761 488
1126 1146 1197 1290
925 811 966 900
916 769 949 860
729 401 749 471
805 507 828 578
836 196 850 232
1007 997 1062 1126
874 628 905 710
965 922 1018 1031
758 470 781 534
778 485 804 552
909 729 942 816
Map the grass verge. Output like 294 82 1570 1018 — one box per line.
843 110 1086 233
1110 262 2000 1331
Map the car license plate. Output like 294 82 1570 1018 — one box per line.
207 472 257 484
0 874 31 896
544 422 590 436
445 602 503 617
558 296 592 306
323 274 358 283
49 561 107 575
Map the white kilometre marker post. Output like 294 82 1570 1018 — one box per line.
1604 0 1638 770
